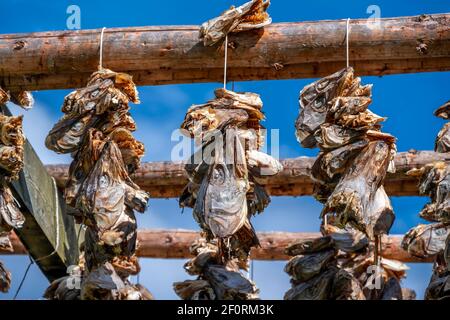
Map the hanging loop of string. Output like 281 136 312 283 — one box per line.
99 27 106 70
345 18 350 68
223 35 229 89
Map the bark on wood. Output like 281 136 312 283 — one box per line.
45 150 450 198
1 14 449 91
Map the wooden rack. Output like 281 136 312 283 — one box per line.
0 13 449 281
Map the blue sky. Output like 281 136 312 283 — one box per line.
0 0 449 299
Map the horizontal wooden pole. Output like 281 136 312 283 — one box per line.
1 14 449 91
46 151 450 198
2 229 431 263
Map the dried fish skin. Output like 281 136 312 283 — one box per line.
197 127 252 240
0 233 12 252
0 114 24 179
434 100 450 120
204 161 249 239
401 288 417 300
46 68 139 154
327 96 372 121
284 267 337 300
112 72 140 104
0 88 9 105
311 140 368 184
0 112 25 294
81 262 125 300
380 257 409 279
380 277 403 300
178 89 274 299
402 223 450 259
285 249 335 282
44 266 83 300
214 88 264 114
295 68 354 148
173 280 216 300
9 91 34 110
77 139 147 219
99 108 136 135
414 162 447 197
0 115 24 148
285 236 333 256
108 128 145 174
413 162 450 222
0 261 11 293
435 122 450 153
315 124 367 151
322 141 392 235
184 248 218 276
424 268 450 300
247 150 282 177
181 89 263 140
337 110 385 131
62 68 138 116
246 180 271 216
46 68 149 299
323 224 369 253
331 269 366 300
64 129 105 208
45 113 99 154
77 141 129 216
363 186 395 239
0 186 25 232
200 0 271 46
204 265 259 300
291 67 405 299
85 210 138 269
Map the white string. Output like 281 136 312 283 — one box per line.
99 27 106 70
223 35 228 89
346 18 350 68
34 178 60 263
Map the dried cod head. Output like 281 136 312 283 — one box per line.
283 229 411 300
0 86 34 110
200 0 271 46
296 67 396 241
46 68 139 154
9 91 34 110
177 88 280 299
402 223 450 259
0 261 11 293
45 68 150 300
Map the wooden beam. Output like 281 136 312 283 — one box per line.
1 14 449 91
46 150 450 198
2 229 431 263
136 229 428 263
1 105 80 282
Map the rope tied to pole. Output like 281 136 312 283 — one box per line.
346 18 350 68
99 27 106 70
223 35 229 89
